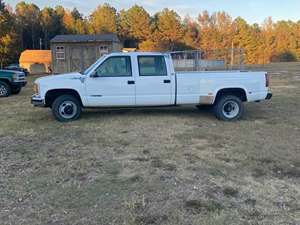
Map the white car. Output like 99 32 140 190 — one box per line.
31 52 272 122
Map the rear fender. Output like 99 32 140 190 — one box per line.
213 86 248 104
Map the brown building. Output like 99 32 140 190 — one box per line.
50 34 122 74
19 50 52 75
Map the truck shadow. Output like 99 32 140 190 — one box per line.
81 106 214 120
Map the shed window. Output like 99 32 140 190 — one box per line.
56 46 65 60
99 46 109 56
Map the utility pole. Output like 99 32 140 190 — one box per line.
230 40 234 69
39 38 42 50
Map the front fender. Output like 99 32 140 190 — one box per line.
38 80 87 106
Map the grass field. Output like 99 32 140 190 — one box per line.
0 63 299 225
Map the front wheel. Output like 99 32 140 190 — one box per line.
0 81 11 97
52 95 82 122
213 95 244 121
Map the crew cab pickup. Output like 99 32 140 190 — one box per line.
31 52 272 122
0 69 27 97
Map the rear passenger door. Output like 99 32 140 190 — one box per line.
135 55 173 106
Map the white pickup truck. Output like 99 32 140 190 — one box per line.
31 52 272 122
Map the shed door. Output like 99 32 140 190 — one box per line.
70 47 82 72
70 46 97 72
83 46 96 71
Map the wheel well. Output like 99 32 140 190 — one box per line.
45 89 83 107
0 78 11 86
215 88 247 103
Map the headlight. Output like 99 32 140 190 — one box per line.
33 83 39 95
12 73 18 80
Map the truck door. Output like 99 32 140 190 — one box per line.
85 56 135 107
135 55 174 106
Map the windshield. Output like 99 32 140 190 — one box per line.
81 56 105 75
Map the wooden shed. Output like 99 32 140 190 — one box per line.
50 33 122 74
19 50 52 75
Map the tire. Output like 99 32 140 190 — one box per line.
12 87 21 94
0 81 11 97
52 95 82 122
213 95 244 121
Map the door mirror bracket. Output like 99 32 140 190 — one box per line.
90 71 98 78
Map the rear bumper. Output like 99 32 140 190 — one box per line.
265 92 273 100
31 95 45 107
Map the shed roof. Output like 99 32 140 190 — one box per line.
50 33 120 43
19 50 51 64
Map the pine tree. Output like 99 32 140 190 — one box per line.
0 2 18 67
119 5 151 42
183 16 200 49
89 3 117 34
155 8 184 51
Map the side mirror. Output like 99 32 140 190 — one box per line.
90 71 98 78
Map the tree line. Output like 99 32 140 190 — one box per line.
1 0 300 67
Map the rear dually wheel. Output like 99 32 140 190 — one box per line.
213 95 244 121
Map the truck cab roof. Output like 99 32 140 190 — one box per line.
109 52 167 57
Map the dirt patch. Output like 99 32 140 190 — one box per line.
272 165 300 178
150 158 177 171
135 214 168 225
223 187 239 197
185 198 223 213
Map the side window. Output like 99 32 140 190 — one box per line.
56 46 65 60
138 56 167 76
95 56 132 77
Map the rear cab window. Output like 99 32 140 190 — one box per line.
138 56 167 76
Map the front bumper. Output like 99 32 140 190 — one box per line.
31 95 45 107
12 81 27 87
265 92 273 100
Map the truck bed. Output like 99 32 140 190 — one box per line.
175 70 268 104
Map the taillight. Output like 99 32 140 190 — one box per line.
265 73 270 87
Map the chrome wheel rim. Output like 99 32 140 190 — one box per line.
222 101 239 119
59 101 77 119
0 84 8 96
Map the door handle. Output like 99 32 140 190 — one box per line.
128 81 135 85
164 80 171 84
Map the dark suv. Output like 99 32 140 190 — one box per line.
4 64 29 76
0 69 27 97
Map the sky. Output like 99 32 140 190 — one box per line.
6 0 300 24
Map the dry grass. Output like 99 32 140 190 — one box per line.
0 62 299 225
